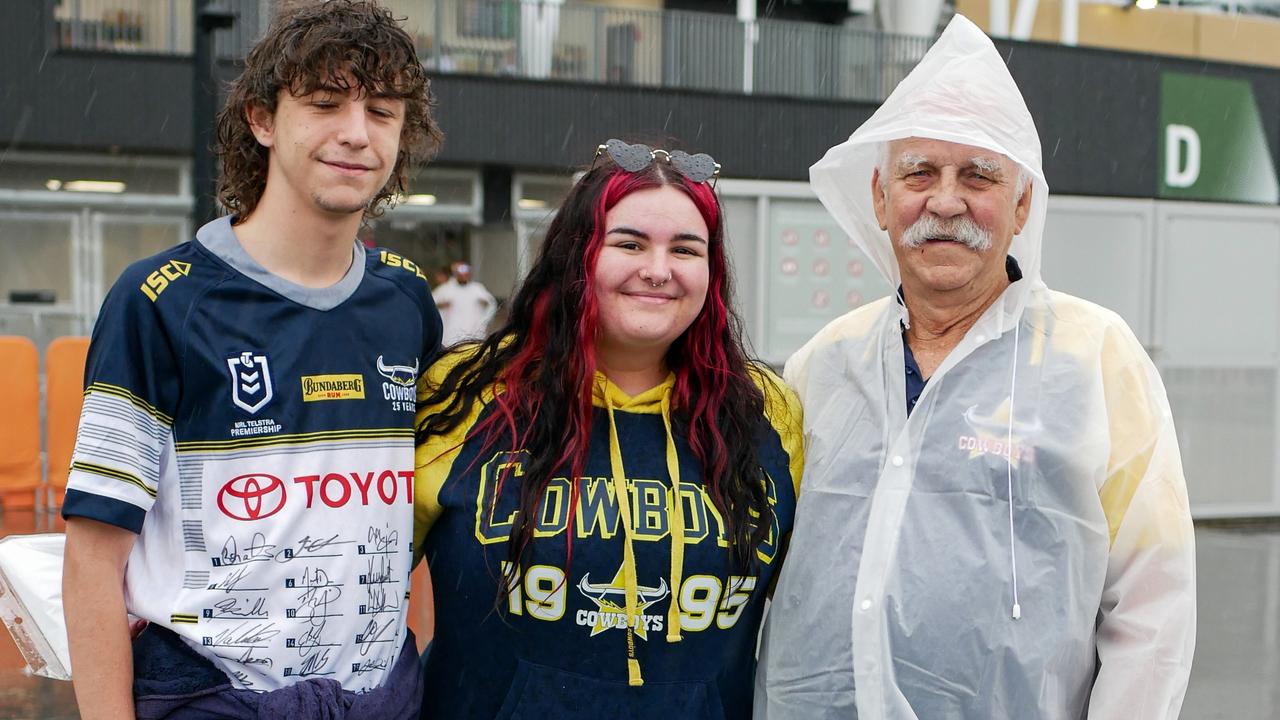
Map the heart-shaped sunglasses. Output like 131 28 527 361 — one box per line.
592 138 721 186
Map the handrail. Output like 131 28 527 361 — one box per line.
53 0 933 102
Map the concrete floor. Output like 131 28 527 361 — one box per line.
1 512 1277 719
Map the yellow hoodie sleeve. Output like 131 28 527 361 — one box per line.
752 364 805 498
414 347 490 561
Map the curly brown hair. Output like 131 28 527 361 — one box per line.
214 0 443 221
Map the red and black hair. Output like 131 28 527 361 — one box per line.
416 152 773 586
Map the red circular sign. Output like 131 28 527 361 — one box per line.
217 473 286 521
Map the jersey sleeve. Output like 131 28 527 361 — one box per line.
422 284 444 366
370 248 443 369
62 266 182 533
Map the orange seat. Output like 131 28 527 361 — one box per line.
45 337 90 507
0 337 40 510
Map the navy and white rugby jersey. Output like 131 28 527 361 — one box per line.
63 216 442 693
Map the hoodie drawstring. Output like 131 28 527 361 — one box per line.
660 390 686 643
602 381 689 685
1005 321 1022 621
604 392 645 686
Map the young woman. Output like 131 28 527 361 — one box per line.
413 140 802 719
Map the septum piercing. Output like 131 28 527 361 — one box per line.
640 270 672 288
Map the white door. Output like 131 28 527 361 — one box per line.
1154 202 1280 517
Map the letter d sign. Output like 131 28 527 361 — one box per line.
1165 124 1201 188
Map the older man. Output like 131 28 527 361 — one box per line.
755 15 1195 720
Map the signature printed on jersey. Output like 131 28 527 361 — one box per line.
197 526 408 681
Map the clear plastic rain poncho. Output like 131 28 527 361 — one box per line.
755 15 1196 720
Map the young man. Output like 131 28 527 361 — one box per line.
61 2 443 718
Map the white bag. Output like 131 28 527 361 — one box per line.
0 533 71 680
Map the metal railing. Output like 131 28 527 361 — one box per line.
407 0 933 101
54 0 192 54
53 0 934 102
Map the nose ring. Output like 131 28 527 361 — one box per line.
640 270 672 288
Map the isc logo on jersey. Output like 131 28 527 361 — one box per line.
139 259 191 302
378 251 427 281
216 470 414 520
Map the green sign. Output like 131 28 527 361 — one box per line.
1159 72 1278 203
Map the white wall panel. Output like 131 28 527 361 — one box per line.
1156 202 1280 516
1042 196 1154 345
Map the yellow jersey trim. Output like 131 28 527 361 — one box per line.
85 382 175 426
70 460 157 498
176 428 412 453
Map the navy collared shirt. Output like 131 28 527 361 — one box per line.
902 255 1023 416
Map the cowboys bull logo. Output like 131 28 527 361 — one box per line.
577 569 669 639
218 473 286 521
228 351 274 414
376 355 418 386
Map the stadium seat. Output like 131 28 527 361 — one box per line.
0 337 40 510
45 337 90 506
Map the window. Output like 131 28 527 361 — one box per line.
458 0 517 39
99 217 185 289
0 214 76 307
0 159 184 197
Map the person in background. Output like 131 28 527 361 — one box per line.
755 16 1195 720
431 264 452 289
433 261 496 345
413 139 802 719
61 2 443 718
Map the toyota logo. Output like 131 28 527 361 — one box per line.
217 473 286 521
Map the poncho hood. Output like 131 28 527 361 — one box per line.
810 14 1049 306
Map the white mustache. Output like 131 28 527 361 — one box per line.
899 215 992 251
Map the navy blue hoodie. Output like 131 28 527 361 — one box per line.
413 357 802 720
